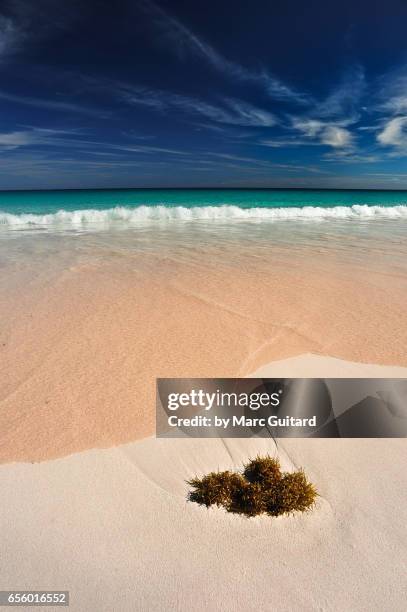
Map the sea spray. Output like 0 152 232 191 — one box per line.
1 203 407 229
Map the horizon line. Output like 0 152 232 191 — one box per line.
2 186 407 193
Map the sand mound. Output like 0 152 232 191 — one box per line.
0 355 406 611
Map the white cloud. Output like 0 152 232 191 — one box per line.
291 118 353 148
320 126 353 147
377 116 407 146
291 119 325 138
0 130 35 148
0 128 85 151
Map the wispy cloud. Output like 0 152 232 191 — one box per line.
323 151 380 163
100 143 186 155
221 98 277 126
167 95 277 126
376 67 407 115
208 152 325 173
364 66 407 155
0 14 22 58
0 1 78 61
279 66 366 152
138 0 309 105
259 137 315 148
0 127 189 156
313 65 366 119
0 127 86 151
120 85 277 127
192 123 253 139
0 89 106 117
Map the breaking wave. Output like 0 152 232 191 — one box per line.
1 204 407 228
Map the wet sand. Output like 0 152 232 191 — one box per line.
1 249 406 463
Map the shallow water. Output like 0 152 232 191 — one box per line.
1 188 406 297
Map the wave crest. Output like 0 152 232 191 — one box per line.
1 204 407 228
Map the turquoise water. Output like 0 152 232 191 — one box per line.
1 188 407 233
1 188 407 216
1 188 406 278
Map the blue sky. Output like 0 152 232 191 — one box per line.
1 0 407 189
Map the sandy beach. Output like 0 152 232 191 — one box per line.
1 246 407 463
0 228 406 611
0 355 406 611
1 213 406 611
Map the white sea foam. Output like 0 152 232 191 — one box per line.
1 204 407 229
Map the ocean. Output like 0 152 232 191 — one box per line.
1 188 407 422
1 188 407 228
1 188 407 280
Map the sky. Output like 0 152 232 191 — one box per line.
1 0 407 189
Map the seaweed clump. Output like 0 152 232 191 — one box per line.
187 455 317 518
187 471 244 508
243 455 281 486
